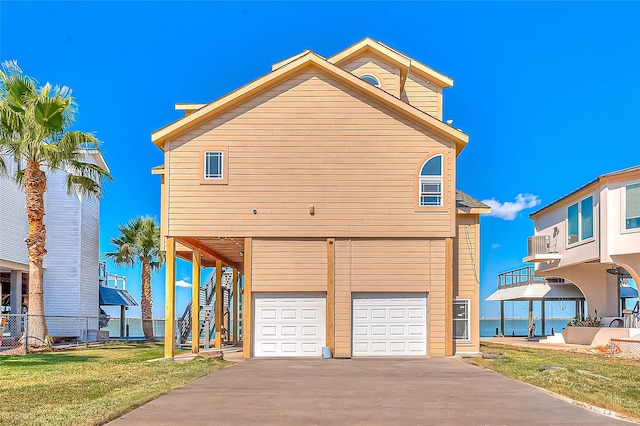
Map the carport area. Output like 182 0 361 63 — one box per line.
108 358 635 425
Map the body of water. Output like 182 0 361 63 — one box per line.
480 319 572 337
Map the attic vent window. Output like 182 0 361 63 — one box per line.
359 74 380 88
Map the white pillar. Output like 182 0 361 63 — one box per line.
10 270 22 314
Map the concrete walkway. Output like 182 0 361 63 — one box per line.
108 357 636 425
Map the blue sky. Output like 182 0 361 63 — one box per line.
2 1 639 319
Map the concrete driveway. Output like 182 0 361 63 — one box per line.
109 357 636 425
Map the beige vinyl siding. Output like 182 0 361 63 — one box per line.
166 69 455 239
251 239 327 292
453 215 480 353
401 71 442 119
339 53 400 97
333 238 447 357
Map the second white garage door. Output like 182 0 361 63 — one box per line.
254 293 326 357
352 293 427 356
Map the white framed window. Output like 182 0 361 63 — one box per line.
625 182 640 230
359 73 380 88
419 155 443 207
453 299 470 340
204 151 223 180
567 196 593 245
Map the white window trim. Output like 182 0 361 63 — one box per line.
204 151 223 180
567 196 595 247
622 181 640 234
419 155 443 207
359 73 381 88
453 299 470 341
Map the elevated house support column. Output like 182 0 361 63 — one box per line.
232 268 239 343
243 238 252 359
164 237 176 359
215 260 223 349
191 249 201 354
10 271 22 314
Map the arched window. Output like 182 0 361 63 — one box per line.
359 73 380 88
419 155 443 206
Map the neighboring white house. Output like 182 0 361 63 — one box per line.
0 151 109 340
524 165 640 318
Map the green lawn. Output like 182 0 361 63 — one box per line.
470 342 640 422
0 343 229 426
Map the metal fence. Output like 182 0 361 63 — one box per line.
0 315 180 355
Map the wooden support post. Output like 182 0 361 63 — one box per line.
232 268 239 344
444 237 453 356
215 259 223 349
326 238 335 355
164 237 176 359
243 238 252 359
191 248 201 354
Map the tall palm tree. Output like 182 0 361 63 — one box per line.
0 60 111 346
104 217 164 341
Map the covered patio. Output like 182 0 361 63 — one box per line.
164 236 248 358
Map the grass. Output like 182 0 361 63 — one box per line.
469 342 640 421
0 343 229 426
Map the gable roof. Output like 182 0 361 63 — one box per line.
152 47 468 153
328 37 453 89
530 165 640 218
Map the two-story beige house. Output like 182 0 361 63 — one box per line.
153 38 489 359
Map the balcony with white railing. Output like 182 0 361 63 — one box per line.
523 235 562 263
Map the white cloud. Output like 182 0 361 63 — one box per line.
175 279 192 288
481 193 541 220
491 243 501 250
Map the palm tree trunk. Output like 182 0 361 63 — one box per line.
24 161 49 346
141 258 154 341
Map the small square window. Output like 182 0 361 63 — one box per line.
204 151 223 180
453 299 470 340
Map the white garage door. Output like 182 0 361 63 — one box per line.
254 293 326 357
352 293 427 356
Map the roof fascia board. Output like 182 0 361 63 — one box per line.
152 51 468 152
272 49 315 71
175 103 206 111
457 207 491 215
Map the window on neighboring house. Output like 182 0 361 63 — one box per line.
204 151 223 180
419 155 443 207
359 73 380 88
453 299 470 340
567 196 593 244
626 182 640 230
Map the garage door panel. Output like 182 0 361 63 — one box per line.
254 294 326 357
352 293 427 356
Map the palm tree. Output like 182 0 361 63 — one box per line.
0 60 111 346
104 217 164 341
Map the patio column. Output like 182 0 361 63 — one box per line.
232 268 239 343
214 260 223 349
191 248 201 354
527 299 534 338
10 270 22 314
164 237 176 358
243 237 252 359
